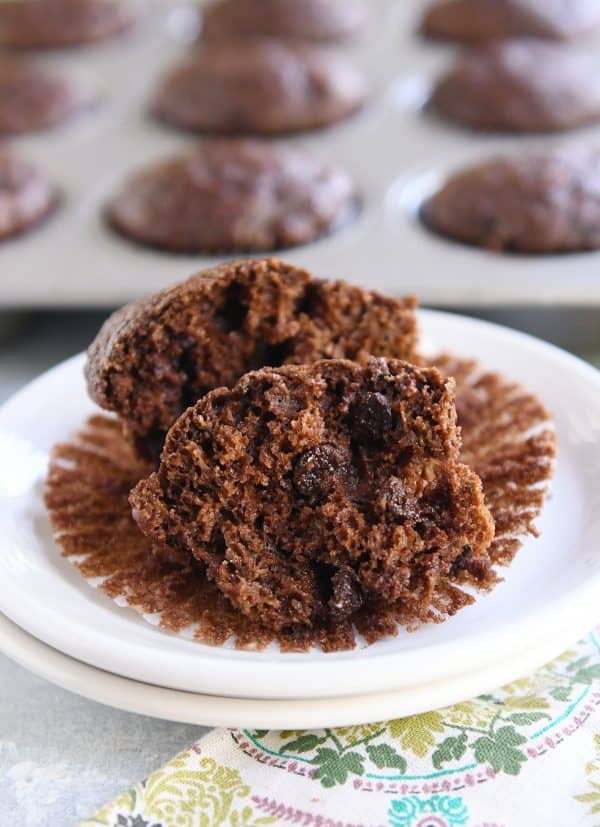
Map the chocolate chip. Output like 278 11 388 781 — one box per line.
379 476 417 521
450 546 490 581
328 566 363 620
449 546 472 576
349 391 393 443
293 443 345 501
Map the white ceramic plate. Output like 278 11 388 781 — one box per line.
0 610 579 728
0 310 599 701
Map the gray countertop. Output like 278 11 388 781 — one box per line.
1 660 207 825
0 307 598 827
0 312 209 827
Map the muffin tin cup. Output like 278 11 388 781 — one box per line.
3 0 600 307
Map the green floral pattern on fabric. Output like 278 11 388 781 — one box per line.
84 630 600 826
242 632 600 789
80 751 275 827
575 733 600 825
388 712 446 758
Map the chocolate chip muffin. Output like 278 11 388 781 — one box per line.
152 39 366 135
201 0 366 43
85 258 418 460
0 0 136 49
130 358 494 632
421 0 600 43
422 146 600 253
108 140 357 254
430 39 600 133
0 151 55 239
0 57 82 134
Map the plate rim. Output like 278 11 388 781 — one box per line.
0 610 588 729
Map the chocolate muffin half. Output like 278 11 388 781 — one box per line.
421 0 600 43
85 259 418 460
429 39 600 133
201 0 366 43
0 151 56 239
0 57 83 134
0 0 136 49
422 146 600 253
152 39 366 135
108 140 357 253
130 358 494 633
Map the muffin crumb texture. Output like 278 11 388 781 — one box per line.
130 358 495 635
85 258 417 459
45 353 556 651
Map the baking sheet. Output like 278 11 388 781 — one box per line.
2 0 600 308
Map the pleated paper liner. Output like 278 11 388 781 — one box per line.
44 355 556 652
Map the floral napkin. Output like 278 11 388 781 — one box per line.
82 628 600 827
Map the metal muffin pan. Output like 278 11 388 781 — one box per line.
2 0 600 308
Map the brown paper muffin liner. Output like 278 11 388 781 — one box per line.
44 355 557 651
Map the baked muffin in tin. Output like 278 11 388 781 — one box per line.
152 39 366 135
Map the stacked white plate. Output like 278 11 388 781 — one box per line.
0 310 599 727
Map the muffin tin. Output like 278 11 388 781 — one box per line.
2 0 600 308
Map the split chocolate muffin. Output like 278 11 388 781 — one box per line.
130 358 495 632
152 39 366 135
421 0 600 43
0 0 136 50
108 140 357 253
0 151 56 239
85 258 418 460
422 146 600 253
429 39 600 133
0 57 83 135
47 260 558 649
201 0 366 43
